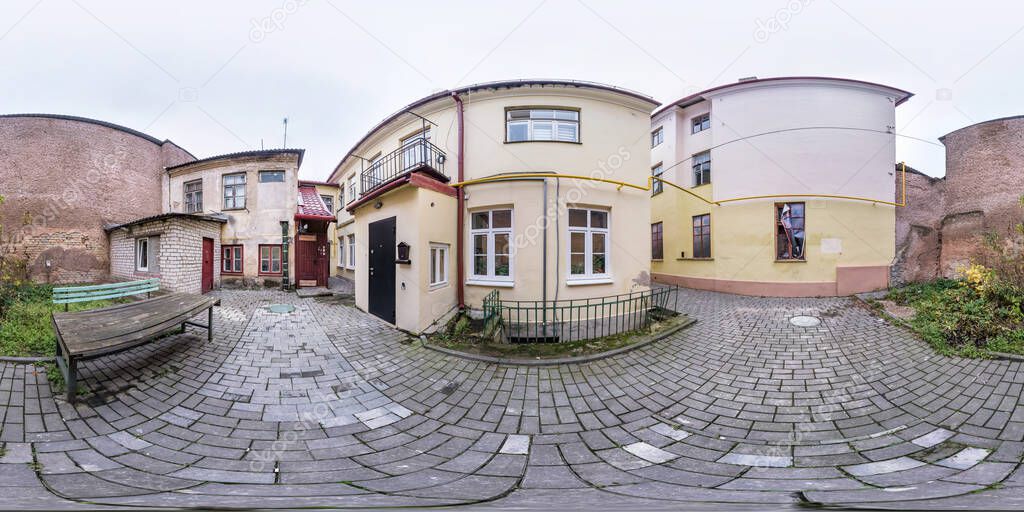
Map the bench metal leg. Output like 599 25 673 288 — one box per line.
65 358 78 403
53 320 77 403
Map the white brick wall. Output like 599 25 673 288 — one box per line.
109 216 222 294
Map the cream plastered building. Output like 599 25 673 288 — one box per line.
327 80 658 333
649 77 913 296
163 149 303 287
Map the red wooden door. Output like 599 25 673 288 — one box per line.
296 234 319 287
201 238 214 293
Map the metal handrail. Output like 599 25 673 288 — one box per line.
360 138 447 195
487 286 677 343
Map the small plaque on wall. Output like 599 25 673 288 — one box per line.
820 238 843 254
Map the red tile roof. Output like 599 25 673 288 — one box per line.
296 185 335 221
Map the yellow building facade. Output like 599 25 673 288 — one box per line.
328 80 658 333
649 77 912 296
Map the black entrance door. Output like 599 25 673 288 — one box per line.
368 217 396 324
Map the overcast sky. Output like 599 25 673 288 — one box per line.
3 0 1022 180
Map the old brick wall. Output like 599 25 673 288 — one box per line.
0 115 194 284
109 216 221 294
894 116 1024 283
892 167 944 285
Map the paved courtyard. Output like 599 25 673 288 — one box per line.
1 287 1022 509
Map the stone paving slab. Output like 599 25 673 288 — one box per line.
0 288 1023 508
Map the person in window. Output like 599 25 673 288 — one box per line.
780 204 804 259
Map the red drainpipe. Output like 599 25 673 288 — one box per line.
452 91 466 309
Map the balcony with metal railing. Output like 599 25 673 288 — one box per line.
359 138 447 197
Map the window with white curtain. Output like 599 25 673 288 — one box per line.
506 109 579 143
429 243 449 287
347 234 356 269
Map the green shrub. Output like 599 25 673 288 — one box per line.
889 273 1024 357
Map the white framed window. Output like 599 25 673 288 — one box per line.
338 239 346 268
347 234 356 269
320 194 335 217
651 127 664 148
258 170 285 183
223 173 246 209
429 243 449 287
184 179 203 213
568 208 610 281
693 151 711 186
651 163 664 196
692 113 710 134
470 209 513 282
346 175 357 204
135 237 150 271
506 109 579 143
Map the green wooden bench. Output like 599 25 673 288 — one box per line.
52 279 160 311
51 280 219 402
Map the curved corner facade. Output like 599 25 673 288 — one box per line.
331 82 657 333
0 115 194 283
650 78 909 296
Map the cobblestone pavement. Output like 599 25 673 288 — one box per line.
1 288 1023 509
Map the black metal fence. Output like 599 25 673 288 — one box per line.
361 138 447 195
483 287 677 343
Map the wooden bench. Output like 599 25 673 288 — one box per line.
51 280 219 402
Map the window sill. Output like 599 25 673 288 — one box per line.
222 272 243 276
503 140 582 145
651 259 663 262
222 207 246 212
428 282 449 291
466 279 514 288
774 259 807 263
566 277 613 286
691 183 711 189
677 257 713 261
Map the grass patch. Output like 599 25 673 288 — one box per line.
427 309 689 360
885 278 1024 357
0 283 130 357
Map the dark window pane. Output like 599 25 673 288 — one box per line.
568 209 587 227
494 256 510 276
472 212 489 229
492 210 512 228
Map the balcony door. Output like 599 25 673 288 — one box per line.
401 128 430 171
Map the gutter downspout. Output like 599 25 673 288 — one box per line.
452 91 466 309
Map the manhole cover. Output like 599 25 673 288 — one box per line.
790 315 821 327
267 304 296 314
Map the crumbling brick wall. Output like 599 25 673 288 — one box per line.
894 115 1024 283
0 115 194 284
892 167 944 285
